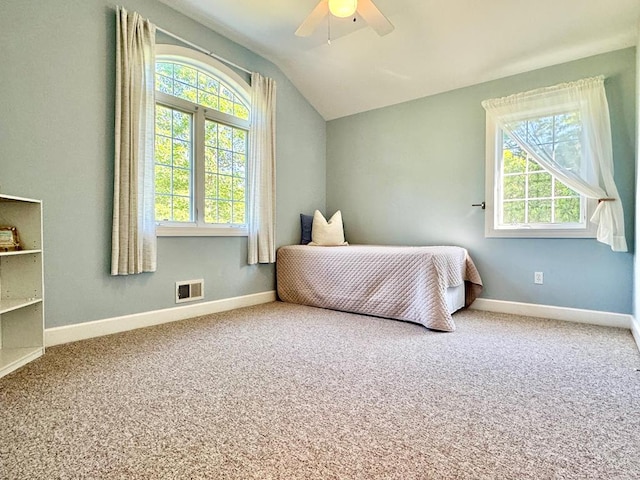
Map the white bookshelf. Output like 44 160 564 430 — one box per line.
0 194 44 378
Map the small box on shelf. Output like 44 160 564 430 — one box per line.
0 226 21 252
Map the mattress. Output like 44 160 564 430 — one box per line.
276 244 483 332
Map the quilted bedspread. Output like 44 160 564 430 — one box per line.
276 245 483 332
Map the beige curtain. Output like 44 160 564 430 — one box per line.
111 7 157 274
247 73 277 264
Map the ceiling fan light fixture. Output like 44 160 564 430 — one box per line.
328 0 357 18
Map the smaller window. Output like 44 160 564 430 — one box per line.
485 108 596 238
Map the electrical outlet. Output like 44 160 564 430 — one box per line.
534 272 544 285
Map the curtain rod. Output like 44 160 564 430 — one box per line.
155 25 253 76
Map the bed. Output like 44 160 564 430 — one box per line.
276 245 483 332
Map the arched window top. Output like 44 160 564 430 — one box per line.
155 44 250 121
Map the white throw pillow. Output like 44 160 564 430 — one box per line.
308 210 348 246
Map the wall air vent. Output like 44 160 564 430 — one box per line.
175 279 204 304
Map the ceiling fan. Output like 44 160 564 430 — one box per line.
295 0 394 37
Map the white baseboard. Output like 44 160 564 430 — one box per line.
45 293 639 352
631 316 640 352
470 298 632 330
45 290 277 347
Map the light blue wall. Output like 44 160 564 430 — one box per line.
327 48 635 314
0 0 326 328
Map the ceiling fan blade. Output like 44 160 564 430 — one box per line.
295 0 329 37
357 0 394 36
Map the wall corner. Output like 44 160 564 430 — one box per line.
632 316 640 353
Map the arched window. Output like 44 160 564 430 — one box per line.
154 45 251 235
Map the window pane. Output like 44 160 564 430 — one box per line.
528 200 552 223
198 73 219 94
155 136 172 165
555 197 581 223
218 150 232 175
173 168 191 196
503 175 525 200
172 111 191 140
220 85 233 100
205 147 218 173
218 201 232 223
156 62 173 77
205 121 218 148
174 82 198 103
234 103 249 120
156 74 173 95
205 199 218 223
173 140 190 168
219 175 232 200
156 105 172 136
155 195 171 222
503 149 526 174
232 153 246 177
554 141 581 172
554 180 576 197
199 92 218 110
527 158 543 172
233 129 247 153
528 172 552 198
205 173 218 198
174 65 197 86
503 201 525 224
155 165 172 194
173 196 191 222
555 112 581 142
232 177 245 202
527 115 554 145
503 132 518 150
219 97 234 115
232 202 245 224
218 125 233 150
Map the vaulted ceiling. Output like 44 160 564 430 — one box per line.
156 0 640 120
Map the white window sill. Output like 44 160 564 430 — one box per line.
157 225 248 237
486 225 596 239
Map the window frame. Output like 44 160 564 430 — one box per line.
154 44 251 237
484 108 598 239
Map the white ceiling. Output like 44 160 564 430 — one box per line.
156 0 640 120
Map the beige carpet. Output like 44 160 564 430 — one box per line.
1 302 639 479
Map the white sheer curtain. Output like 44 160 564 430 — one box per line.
482 76 627 252
111 7 157 274
247 73 277 264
